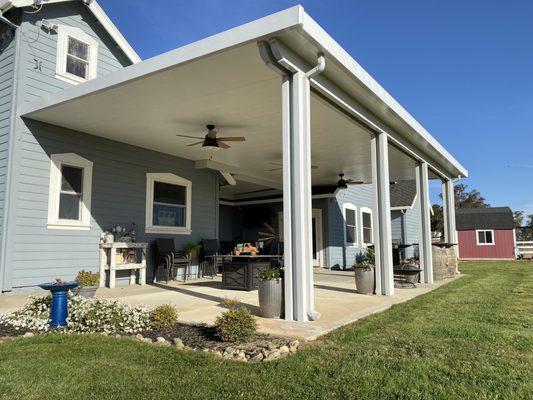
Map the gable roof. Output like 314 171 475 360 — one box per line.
0 0 141 64
455 207 514 231
390 180 417 208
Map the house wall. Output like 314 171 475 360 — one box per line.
0 2 164 290
457 229 515 260
0 20 18 290
8 120 219 289
19 2 131 104
328 185 374 269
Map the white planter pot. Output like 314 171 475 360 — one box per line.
354 268 375 294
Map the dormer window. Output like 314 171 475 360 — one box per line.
56 26 98 84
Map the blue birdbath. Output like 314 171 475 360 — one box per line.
38 281 78 328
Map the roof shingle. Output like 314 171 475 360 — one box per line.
455 207 514 230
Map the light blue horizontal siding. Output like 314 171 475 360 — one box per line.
328 185 374 269
19 2 130 104
404 198 420 258
10 119 218 288
391 210 403 241
2 2 137 290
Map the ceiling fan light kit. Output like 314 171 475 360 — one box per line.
177 124 245 151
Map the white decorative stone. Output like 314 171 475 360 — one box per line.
279 345 289 354
172 338 184 348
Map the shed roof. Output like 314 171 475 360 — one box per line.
455 207 514 230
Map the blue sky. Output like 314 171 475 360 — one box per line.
100 0 533 216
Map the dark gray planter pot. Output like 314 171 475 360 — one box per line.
258 278 283 318
74 286 98 298
354 268 375 294
402 264 420 284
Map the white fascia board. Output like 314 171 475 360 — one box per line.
298 12 468 179
86 0 141 64
1 0 141 64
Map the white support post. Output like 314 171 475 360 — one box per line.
281 74 294 321
416 162 433 284
371 132 394 296
281 71 316 322
442 179 457 245
442 178 459 269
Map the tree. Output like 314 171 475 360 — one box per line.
431 204 443 233
454 183 490 209
431 183 490 235
514 210 524 228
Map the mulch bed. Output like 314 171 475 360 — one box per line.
0 321 292 353
138 322 290 351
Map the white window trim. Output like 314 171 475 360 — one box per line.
476 229 495 246
343 202 358 246
55 25 98 85
360 206 374 246
47 153 93 230
145 173 192 235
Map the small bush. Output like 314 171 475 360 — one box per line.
75 270 99 288
214 307 256 343
220 297 241 310
150 304 178 330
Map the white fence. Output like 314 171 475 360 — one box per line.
517 241 533 259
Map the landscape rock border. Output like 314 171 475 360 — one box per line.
0 326 301 363
132 333 300 362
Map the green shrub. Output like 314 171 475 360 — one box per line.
150 304 178 330
258 266 282 281
75 270 99 288
220 297 241 310
214 307 256 343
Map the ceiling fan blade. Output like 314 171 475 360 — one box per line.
311 165 318 170
187 141 204 147
346 181 365 185
177 134 204 139
267 167 282 172
219 142 230 149
218 137 245 142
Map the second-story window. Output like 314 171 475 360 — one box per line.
56 26 98 85
66 37 90 80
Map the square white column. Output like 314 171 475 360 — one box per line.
371 132 394 296
282 71 316 322
442 179 457 244
416 162 433 284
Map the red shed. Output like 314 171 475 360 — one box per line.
455 207 516 260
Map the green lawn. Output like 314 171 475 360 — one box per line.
0 261 532 400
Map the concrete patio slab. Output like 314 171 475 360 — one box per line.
0 269 459 341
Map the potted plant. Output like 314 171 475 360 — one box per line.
74 269 99 298
183 241 202 262
401 257 421 284
354 247 375 294
257 266 283 318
